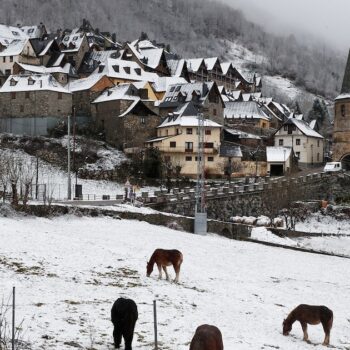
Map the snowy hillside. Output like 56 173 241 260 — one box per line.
0 216 349 349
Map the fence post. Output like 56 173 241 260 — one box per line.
12 286 15 350
153 300 158 350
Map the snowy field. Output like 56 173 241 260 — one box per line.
1 216 350 349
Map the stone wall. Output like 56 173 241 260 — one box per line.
0 90 72 118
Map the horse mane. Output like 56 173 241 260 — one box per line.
285 307 297 325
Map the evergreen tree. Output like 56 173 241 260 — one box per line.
307 99 325 123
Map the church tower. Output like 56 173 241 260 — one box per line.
333 49 350 168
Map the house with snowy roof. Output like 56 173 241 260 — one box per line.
266 146 294 176
165 58 190 81
146 102 238 177
224 101 270 129
0 74 71 135
91 83 161 150
59 32 89 70
20 24 47 39
121 40 170 76
158 81 224 124
186 58 208 82
274 118 324 167
68 73 114 117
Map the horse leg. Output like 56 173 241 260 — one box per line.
113 326 122 348
173 265 180 283
322 320 331 346
157 263 162 279
162 266 169 280
301 322 309 342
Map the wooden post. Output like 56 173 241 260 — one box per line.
12 286 15 350
153 300 158 350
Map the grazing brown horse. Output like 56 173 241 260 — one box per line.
283 304 333 346
146 249 183 282
190 324 223 350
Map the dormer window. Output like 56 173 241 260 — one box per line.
170 86 175 92
107 90 113 96
10 79 17 86
124 67 131 74
73 36 78 41
112 65 119 72
135 68 141 76
28 28 34 34
98 65 104 73
12 31 19 36
28 78 35 85
64 37 69 42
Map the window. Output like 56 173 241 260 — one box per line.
185 156 192 161
10 79 17 86
20 105 24 112
296 152 300 159
296 139 300 145
98 65 104 73
204 142 214 148
124 67 131 74
58 92 63 100
175 86 181 92
213 108 217 116
11 92 16 99
25 91 30 99
112 65 119 72
176 128 179 135
170 141 176 148
141 117 145 124
208 156 214 162
205 129 211 135
28 79 34 85
2 57 5 63
317 140 320 147
279 139 283 146
170 86 175 92
9 56 13 62
341 104 346 117
134 68 141 76
185 142 193 152
284 125 288 131
317 153 320 161
186 128 193 135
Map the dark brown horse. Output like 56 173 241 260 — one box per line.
189 324 223 350
146 249 183 283
283 304 333 346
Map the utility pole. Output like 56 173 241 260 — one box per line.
67 115 71 200
35 153 39 199
194 112 207 235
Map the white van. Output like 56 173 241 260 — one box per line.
323 162 343 172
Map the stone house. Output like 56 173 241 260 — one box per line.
146 102 237 177
0 73 71 135
224 101 270 129
274 118 324 167
0 39 38 76
92 83 161 150
59 32 90 70
158 81 225 125
68 73 114 117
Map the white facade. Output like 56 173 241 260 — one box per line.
274 120 324 166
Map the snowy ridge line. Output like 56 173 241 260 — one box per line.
243 237 350 259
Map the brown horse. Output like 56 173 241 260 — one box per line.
146 249 183 283
283 304 333 346
189 324 223 350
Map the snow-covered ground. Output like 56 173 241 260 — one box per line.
0 216 350 349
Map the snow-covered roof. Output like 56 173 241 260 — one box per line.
220 144 243 158
186 58 205 73
266 147 292 162
97 58 158 83
166 59 186 77
60 33 85 53
335 93 350 101
17 62 73 75
38 39 54 56
68 73 109 92
204 57 220 71
159 115 222 128
92 83 139 104
220 62 232 75
224 101 270 121
286 118 323 139
0 24 28 41
152 76 188 92
224 128 261 140
309 119 317 129
20 26 43 39
0 39 27 56
128 40 165 70
0 74 70 93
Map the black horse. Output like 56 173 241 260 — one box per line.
111 298 138 349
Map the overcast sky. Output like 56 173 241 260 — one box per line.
219 0 349 52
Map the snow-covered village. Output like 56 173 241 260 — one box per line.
1 0 350 349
